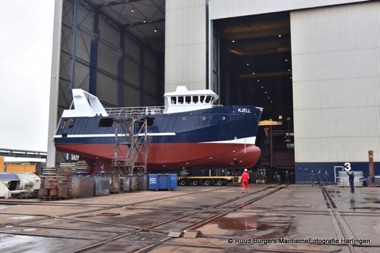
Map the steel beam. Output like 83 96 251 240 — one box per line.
117 29 125 106
89 7 99 95
70 0 78 93
139 46 145 105
0 148 47 159
93 0 144 8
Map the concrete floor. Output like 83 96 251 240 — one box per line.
0 184 379 253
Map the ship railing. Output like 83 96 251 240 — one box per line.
105 106 165 117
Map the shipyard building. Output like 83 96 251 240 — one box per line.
48 0 380 183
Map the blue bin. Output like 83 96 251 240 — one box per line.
149 174 177 191
149 174 158 190
168 174 177 190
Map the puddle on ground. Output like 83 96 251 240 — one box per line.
351 207 380 211
349 198 356 210
9 216 34 220
327 190 341 194
0 205 8 210
23 228 37 232
348 197 380 211
215 214 294 238
327 190 342 198
75 215 93 218
364 197 380 204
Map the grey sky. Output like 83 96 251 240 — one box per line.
0 0 55 153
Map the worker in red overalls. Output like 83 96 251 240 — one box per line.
241 168 250 193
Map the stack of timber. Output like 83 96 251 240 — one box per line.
58 161 88 176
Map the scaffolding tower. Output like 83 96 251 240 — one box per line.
258 120 282 169
112 117 148 176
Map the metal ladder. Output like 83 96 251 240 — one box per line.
112 117 148 176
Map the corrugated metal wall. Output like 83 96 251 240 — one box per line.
54 0 161 164
209 0 371 20
60 0 159 109
291 2 380 163
165 0 207 92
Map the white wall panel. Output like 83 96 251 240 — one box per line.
99 17 119 50
75 5 92 63
209 0 371 20
96 73 117 104
97 18 118 77
291 2 380 163
165 0 207 92
97 43 118 76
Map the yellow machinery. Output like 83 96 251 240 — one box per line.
0 156 4 172
178 175 241 186
5 163 36 173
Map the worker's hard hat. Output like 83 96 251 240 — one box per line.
244 169 247 172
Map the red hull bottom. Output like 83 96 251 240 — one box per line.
56 143 261 173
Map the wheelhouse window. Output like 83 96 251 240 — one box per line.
98 118 113 127
177 96 184 104
139 117 155 126
61 119 75 129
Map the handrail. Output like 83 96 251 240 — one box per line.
104 104 223 118
105 106 165 117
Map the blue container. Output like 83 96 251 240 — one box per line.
168 174 177 190
149 174 177 191
149 174 158 190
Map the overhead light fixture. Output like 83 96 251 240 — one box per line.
252 72 255 75
261 86 263 88
143 20 146 23
288 69 291 71
232 40 235 43
265 91 267 94
257 80 260 82
278 34 282 37
285 59 288 62
154 29 157 33
131 9 134 12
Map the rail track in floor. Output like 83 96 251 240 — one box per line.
0 184 379 252
0 185 284 252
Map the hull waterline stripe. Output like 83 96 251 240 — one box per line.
54 133 176 138
201 136 256 145
54 134 256 145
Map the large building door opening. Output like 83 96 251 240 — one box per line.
213 12 295 183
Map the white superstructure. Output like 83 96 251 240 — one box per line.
164 86 219 113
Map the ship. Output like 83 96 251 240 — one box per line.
54 86 263 174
